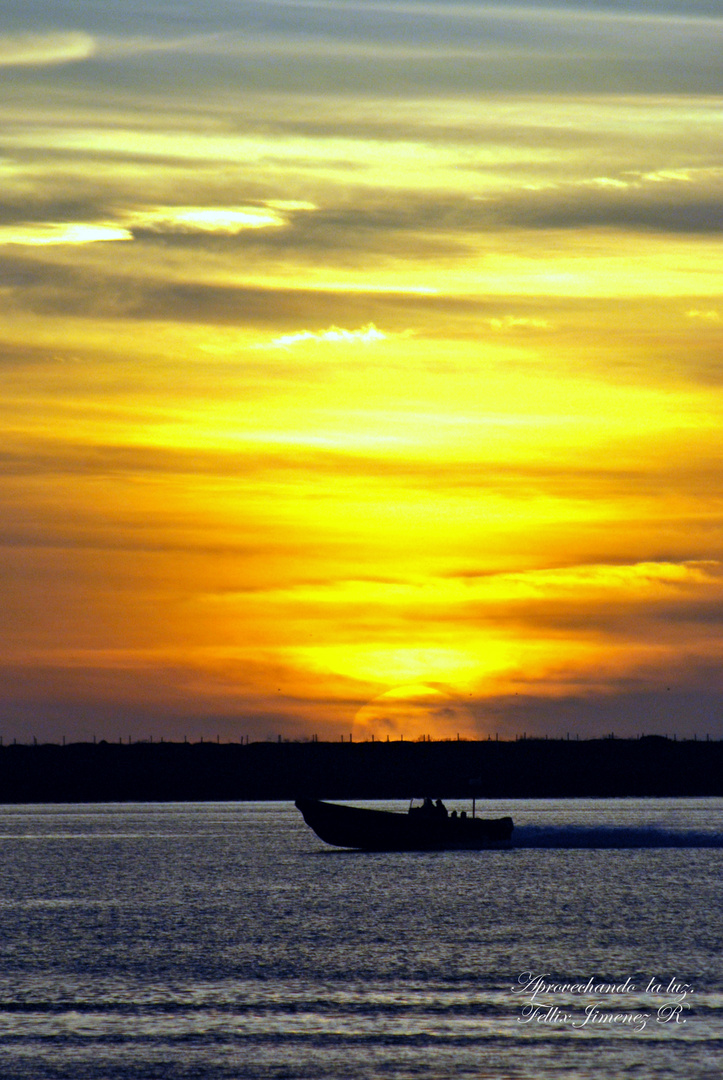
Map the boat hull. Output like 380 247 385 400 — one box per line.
295 798 513 850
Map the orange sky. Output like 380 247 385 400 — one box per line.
1 2 722 742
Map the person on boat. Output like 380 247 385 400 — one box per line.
411 797 448 818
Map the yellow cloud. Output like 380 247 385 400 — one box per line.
473 560 720 602
0 32 95 67
0 202 316 250
261 324 387 349
0 223 132 246
486 316 552 331
126 205 293 233
521 165 719 195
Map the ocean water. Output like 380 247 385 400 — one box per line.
0 799 720 1079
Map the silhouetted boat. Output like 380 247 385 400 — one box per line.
295 798 513 850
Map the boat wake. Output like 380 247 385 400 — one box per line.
513 825 723 849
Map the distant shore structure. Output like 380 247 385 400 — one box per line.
0 736 720 802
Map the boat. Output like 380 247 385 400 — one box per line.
295 797 513 850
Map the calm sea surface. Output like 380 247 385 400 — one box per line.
0 799 720 1079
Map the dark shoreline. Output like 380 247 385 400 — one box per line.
0 736 721 802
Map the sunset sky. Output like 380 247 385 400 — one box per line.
1 0 722 743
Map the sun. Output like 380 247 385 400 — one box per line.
353 683 478 742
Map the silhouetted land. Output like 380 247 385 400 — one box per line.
0 736 720 802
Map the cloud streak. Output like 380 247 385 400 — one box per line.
259 324 386 348
0 223 132 246
0 32 95 67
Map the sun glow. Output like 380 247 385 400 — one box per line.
354 684 479 742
